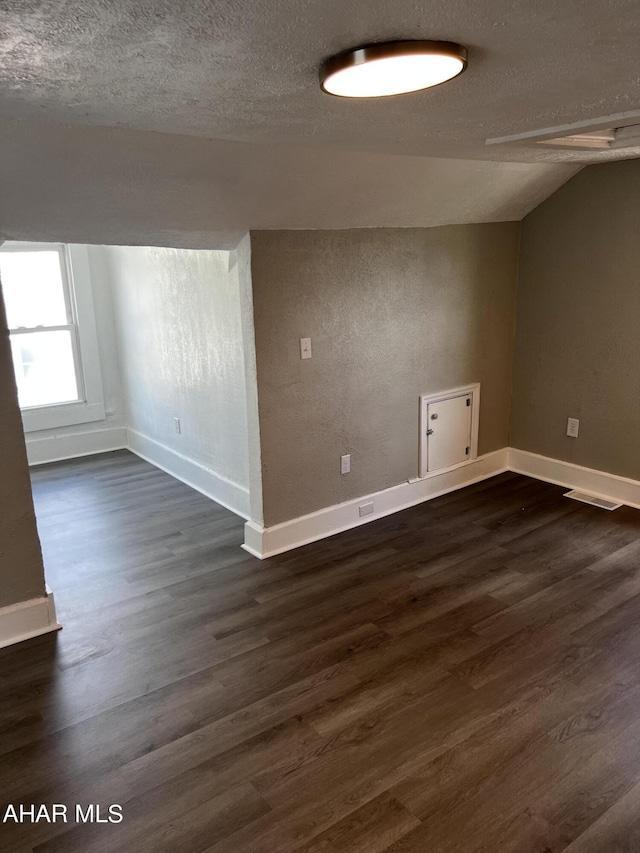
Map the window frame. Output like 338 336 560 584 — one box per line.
1 242 105 433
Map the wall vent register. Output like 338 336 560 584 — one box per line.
564 490 622 511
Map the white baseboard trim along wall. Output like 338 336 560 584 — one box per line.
25 434 640 559
25 425 250 519
0 585 61 650
509 448 640 511
26 427 127 466
243 448 510 559
127 428 251 520
7 444 636 647
244 447 640 559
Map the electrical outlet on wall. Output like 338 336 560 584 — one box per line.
567 417 579 438
300 338 312 359
341 454 351 474
174 417 182 435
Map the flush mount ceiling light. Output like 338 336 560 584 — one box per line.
320 40 468 98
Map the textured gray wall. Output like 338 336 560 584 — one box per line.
251 225 520 526
0 292 45 608
511 159 640 479
235 236 265 526
106 246 250 493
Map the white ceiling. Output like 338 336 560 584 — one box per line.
1 0 638 244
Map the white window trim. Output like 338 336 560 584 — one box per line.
1 242 105 433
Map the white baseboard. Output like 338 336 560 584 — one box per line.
25 429 640 563
244 446 640 559
26 426 127 466
509 448 640 510
243 448 509 559
0 585 61 650
127 428 250 520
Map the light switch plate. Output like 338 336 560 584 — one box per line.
300 338 312 359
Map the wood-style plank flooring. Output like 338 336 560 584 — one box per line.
2 450 640 852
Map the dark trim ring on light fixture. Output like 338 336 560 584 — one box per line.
320 40 468 98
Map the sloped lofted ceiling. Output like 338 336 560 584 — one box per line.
0 119 580 249
1 0 638 246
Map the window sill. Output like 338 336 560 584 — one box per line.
21 401 106 434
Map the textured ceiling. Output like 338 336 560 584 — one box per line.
1 0 639 163
1 0 636 243
0 119 578 249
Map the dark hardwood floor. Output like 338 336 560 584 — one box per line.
2 450 640 852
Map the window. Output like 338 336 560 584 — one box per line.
0 243 105 432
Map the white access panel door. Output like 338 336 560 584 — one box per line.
426 394 472 472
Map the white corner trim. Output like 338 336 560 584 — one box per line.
127 428 250 520
26 426 127 466
243 448 509 559
508 448 640 511
0 585 61 650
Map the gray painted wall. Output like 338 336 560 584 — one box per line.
0 293 45 608
251 225 520 526
235 236 264 526
105 246 250 493
511 159 640 480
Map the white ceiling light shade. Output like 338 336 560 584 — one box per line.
320 40 468 98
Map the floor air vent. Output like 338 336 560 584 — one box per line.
564 490 622 511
